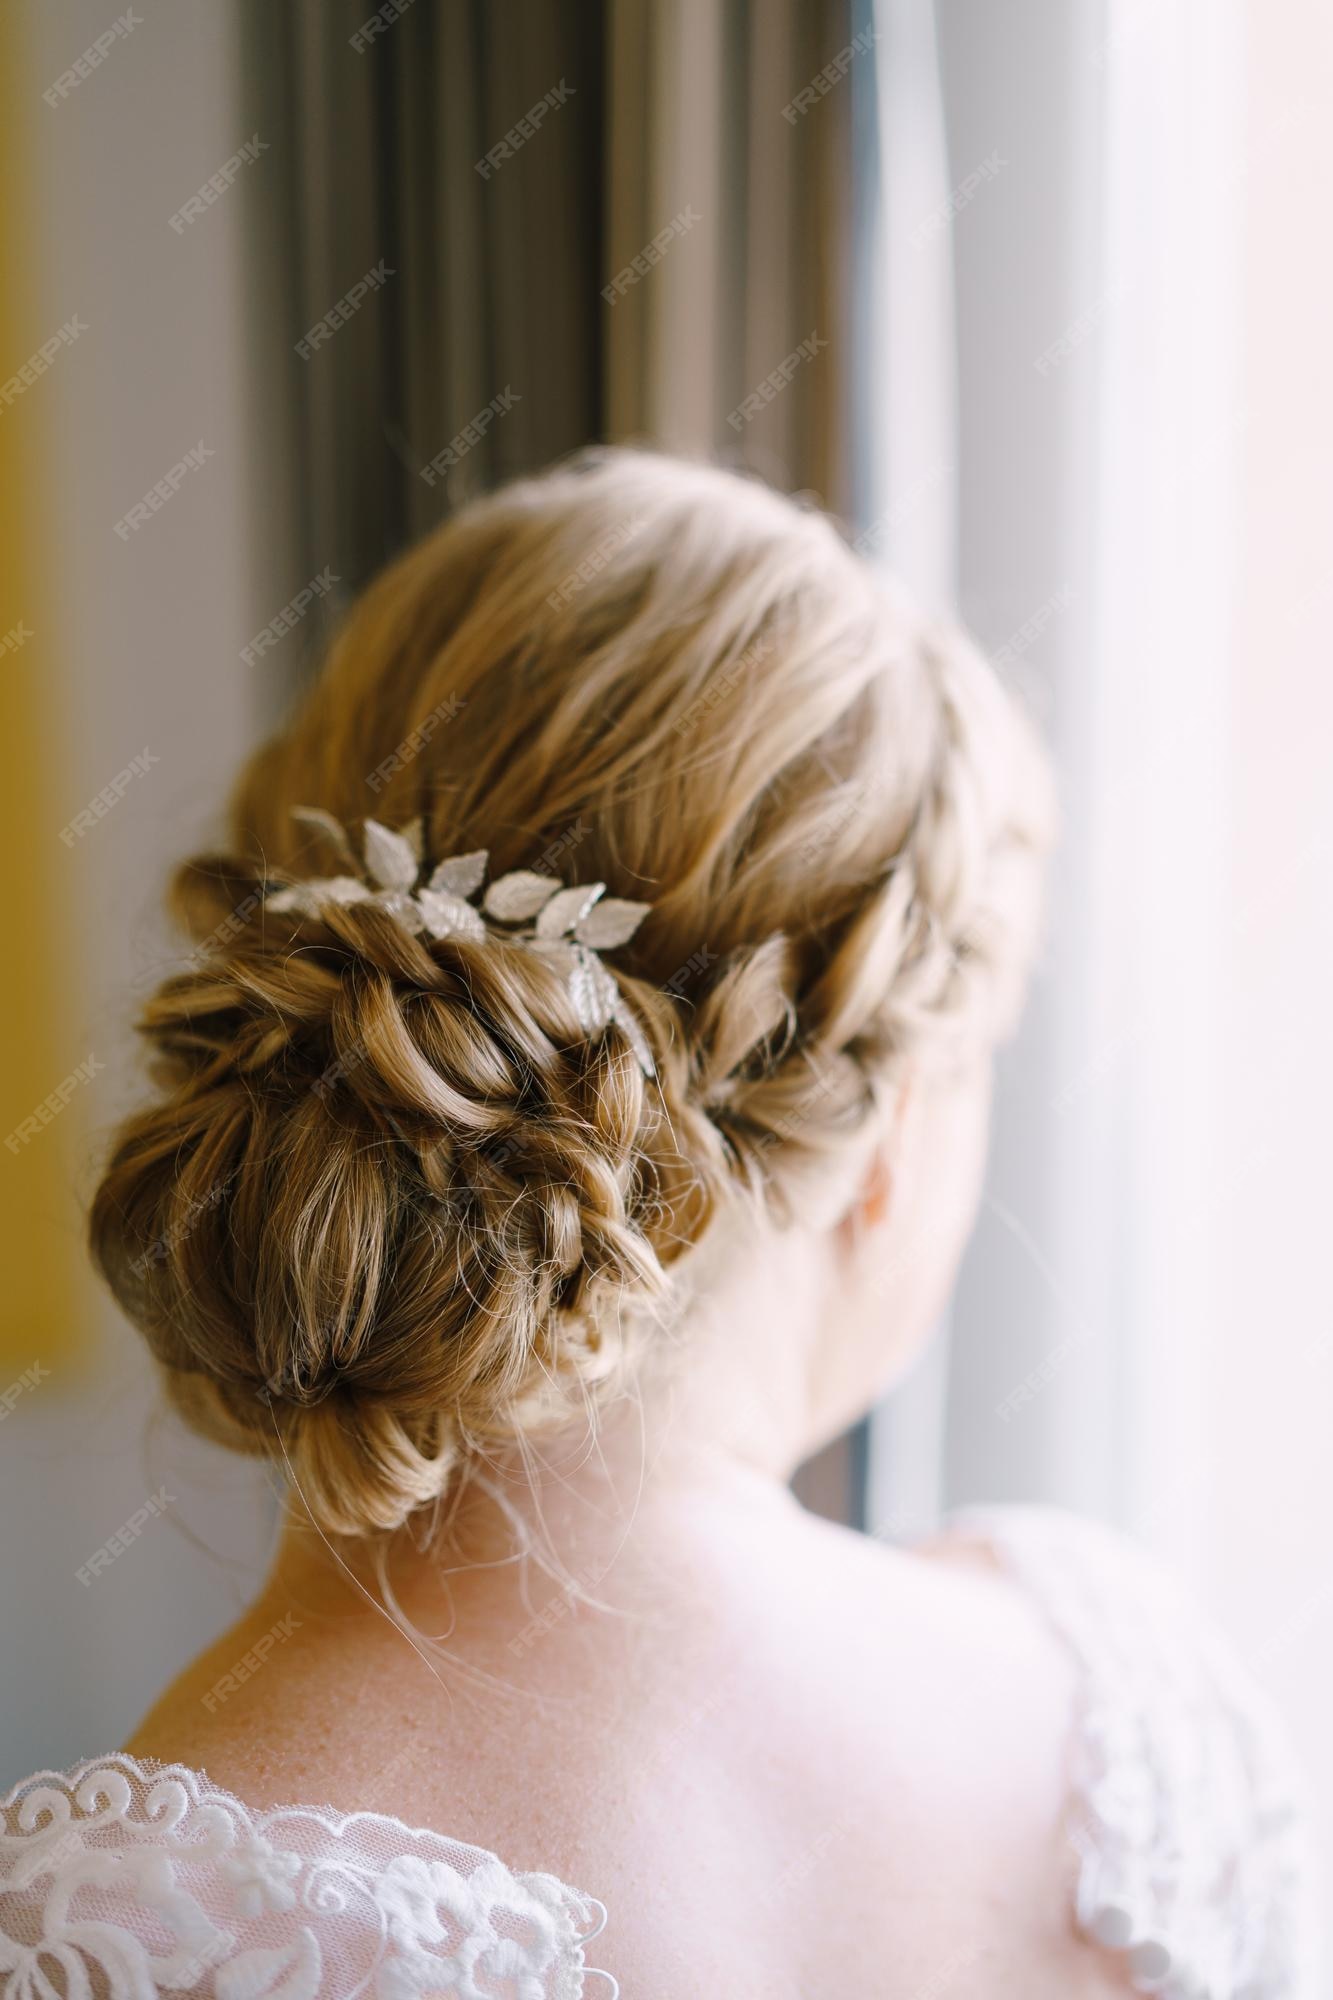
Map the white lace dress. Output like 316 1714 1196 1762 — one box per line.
0 1507 1320 1999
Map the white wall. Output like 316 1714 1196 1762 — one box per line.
1210 0 1333 1901
2 0 276 1775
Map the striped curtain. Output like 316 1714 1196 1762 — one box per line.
240 0 888 1522
241 0 859 589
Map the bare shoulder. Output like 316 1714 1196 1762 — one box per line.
750 1508 1133 1991
123 1501 1137 1998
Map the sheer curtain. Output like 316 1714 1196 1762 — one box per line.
911 0 1118 1526
861 0 1119 1541
870 0 1333 1907
856 0 958 1540
866 0 1235 1542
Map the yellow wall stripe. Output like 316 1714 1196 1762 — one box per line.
0 10 87 1376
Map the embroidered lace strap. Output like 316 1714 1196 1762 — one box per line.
0 1752 618 1998
945 1505 1321 1999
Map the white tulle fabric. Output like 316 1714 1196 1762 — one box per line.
0 1754 617 1999
950 1506 1322 1999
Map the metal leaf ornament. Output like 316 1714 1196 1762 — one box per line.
576 897 655 949
536 882 604 938
362 818 419 891
414 888 487 942
267 875 368 918
264 809 656 1073
289 805 359 871
482 870 560 922
429 850 487 898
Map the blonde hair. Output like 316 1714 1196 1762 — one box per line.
90 449 1052 1537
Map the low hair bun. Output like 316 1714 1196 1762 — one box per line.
91 857 709 1537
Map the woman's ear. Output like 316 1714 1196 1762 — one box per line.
850 1140 894 1235
837 1071 915 1245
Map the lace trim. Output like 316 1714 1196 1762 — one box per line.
948 1506 1322 2000
0 1752 619 1998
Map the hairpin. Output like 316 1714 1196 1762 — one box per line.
266 808 656 1075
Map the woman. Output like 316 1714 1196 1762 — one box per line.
1 452 1315 1996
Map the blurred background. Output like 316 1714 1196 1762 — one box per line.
3 0 1332 1914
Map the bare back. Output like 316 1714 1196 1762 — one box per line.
125 1494 1132 1997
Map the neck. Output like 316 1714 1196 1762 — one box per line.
268 1396 800 1621
259 1221 843 1633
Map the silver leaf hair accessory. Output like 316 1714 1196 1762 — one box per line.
267 811 656 1075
